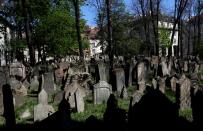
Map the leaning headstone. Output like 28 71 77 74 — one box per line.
114 68 125 93
93 81 112 104
75 88 85 112
43 72 55 93
170 77 177 92
34 89 55 122
179 75 191 110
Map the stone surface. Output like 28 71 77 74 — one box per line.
170 77 177 92
152 78 157 89
30 76 39 92
34 89 55 122
75 88 85 112
20 109 31 119
94 81 112 104
138 80 146 93
98 62 107 81
9 62 26 80
179 75 191 110
131 90 143 106
114 68 125 93
43 72 55 93
158 77 166 94
120 86 128 99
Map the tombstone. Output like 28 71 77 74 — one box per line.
9 62 26 80
194 63 200 74
120 86 128 99
34 89 55 122
179 75 191 110
93 81 112 104
151 56 159 65
75 88 85 112
170 77 177 92
152 78 157 89
64 75 86 108
158 77 166 94
30 76 39 92
22 79 30 89
114 68 125 93
20 109 31 119
138 80 146 93
98 62 107 81
160 61 169 76
131 90 143 106
137 62 145 83
43 72 55 94
183 61 188 72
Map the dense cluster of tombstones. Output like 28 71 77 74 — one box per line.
0 55 203 130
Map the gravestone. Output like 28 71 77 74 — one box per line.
75 88 85 112
98 62 107 81
158 77 166 94
64 75 86 109
9 62 26 80
137 62 145 83
43 72 55 94
138 80 146 93
183 61 188 72
34 89 55 122
30 76 39 92
160 61 169 76
170 77 177 92
179 75 191 110
93 81 112 104
114 68 125 93
131 90 143 106
152 78 157 89
151 56 159 65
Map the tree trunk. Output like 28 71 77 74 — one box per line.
73 0 84 60
106 0 113 84
22 0 35 66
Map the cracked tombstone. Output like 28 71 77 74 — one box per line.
34 89 55 122
93 81 112 104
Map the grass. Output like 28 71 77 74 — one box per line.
179 108 193 121
15 96 37 124
165 88 176 103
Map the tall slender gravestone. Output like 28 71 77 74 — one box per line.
114 68 125 93
34 89 55 122
98 62 107 81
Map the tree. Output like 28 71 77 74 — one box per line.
72 0 84 60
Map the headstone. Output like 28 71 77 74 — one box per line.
151 56 159 65
138 80 146 93
183 61 188 72
75 88 85 112
170 77 177 92
161 61 169 76
98 62 107 81
114 68 125 93
93 81 112 104
30 76 39 92
137 62 145 83
131 90 143 106
179 75 191 110
43 72 55 93
152 78 157 89
158 77 166 94
194 63 200 74
9 62 26 80
34 89 55 122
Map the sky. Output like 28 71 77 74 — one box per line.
81 0 174 26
